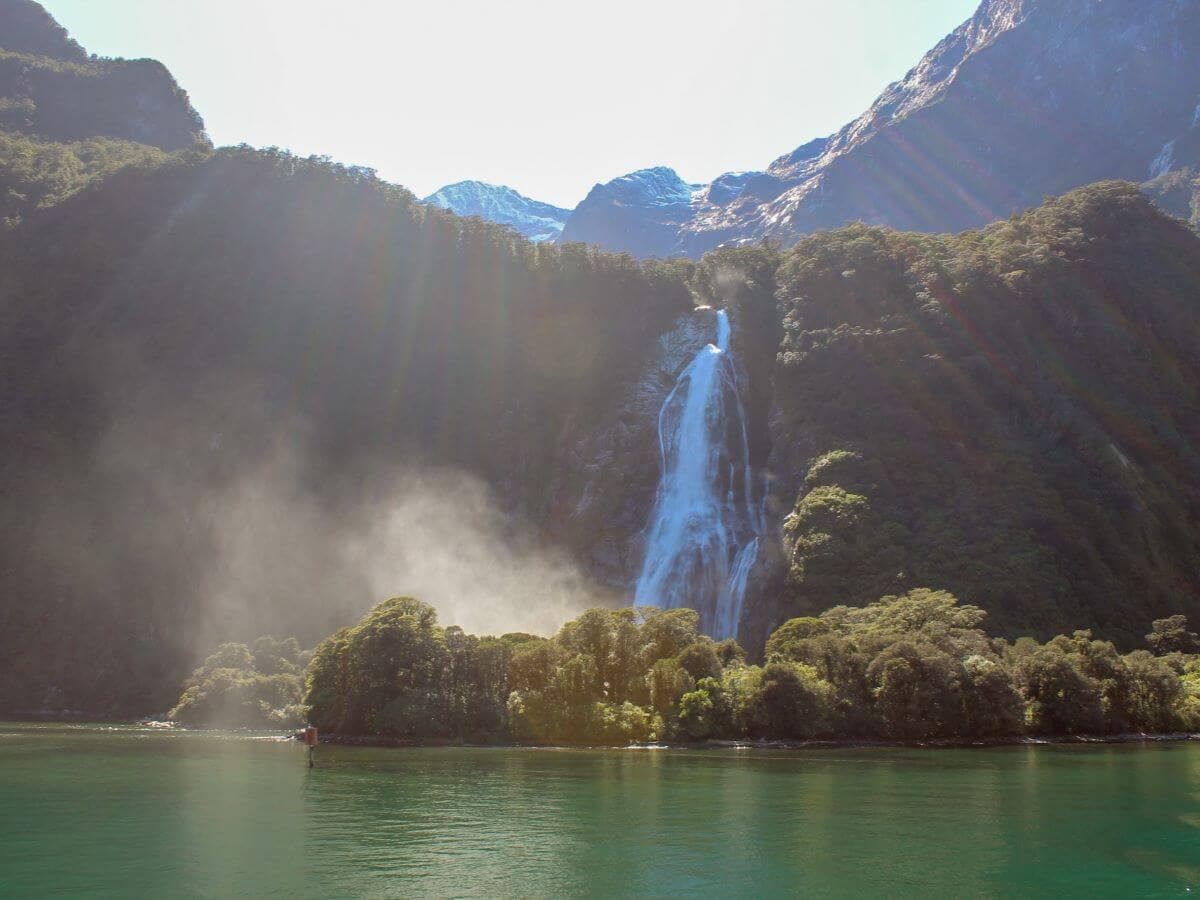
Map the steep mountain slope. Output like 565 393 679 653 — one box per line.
0 0 84 59
560 168 770 258
0 0 205 226
560 167 703 257
563 0 1200 256
423 180 569 242
1146 168 1200 229
0 0 205 150
2 0 1199 719
746 182 1200 648
2 155 1198 716
0 148 692 714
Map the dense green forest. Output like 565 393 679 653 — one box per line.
3 151 1200 717
750 182 1200 648
0 146 692 715
273 594 1200 743
0 1 197 226
2 136 1198 717
0 0 204 151
0 130 171 223
1 4 1199 719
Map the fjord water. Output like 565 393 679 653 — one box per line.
634 309 761 638
4 724 1200 898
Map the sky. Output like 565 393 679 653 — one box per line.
41 0 980 208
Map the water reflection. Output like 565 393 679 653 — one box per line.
2 727 1199 897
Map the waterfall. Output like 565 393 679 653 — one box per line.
634 308 761 639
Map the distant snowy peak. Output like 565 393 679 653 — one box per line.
558 167 775 258
422 181 570 242
698 171 764 207
558 167 704 258
581 167 703 209
564 0 1200 258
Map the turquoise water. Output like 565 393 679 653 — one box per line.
2 723 1199 897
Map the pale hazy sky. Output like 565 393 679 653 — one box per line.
41 0 979 207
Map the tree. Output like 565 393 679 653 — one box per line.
750 663 832 739
677 678 724 741
640 608 702 663
170 638 306 728
304 597 450 737
1015 646 1105 734
648 658 693 719
765 617 830 662
866 642 963 740
676 640 722 681
1120 650 1183 732
1147 616 1200 655
961 655 1024 737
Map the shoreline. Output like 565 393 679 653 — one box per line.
319 731 1200 751
6 715 1197 752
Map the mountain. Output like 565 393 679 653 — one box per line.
1146 167 1200 229
0 0 206 150
559 167 704 257
2 149 1198 714
0 148 692 713
747 182 1200 650
423 181 569 242
0 0 208 225
561 0 1200 257
2 0 1200 717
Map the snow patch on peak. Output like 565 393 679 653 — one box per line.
422 181 570 242
599 167 702 208
702 170 765 206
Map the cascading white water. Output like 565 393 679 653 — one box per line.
634 309 761 639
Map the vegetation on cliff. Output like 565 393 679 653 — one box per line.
0 0 206 151
0 130 172 223
763 182 1200 647
4 159 1200 718
300 594 1200 744
0 146 692 715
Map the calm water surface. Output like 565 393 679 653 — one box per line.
2 723 1199 897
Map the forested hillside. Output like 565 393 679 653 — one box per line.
2 155 1198 717
755 183 1200 647
0 147 691 714
1 0 1199 720
0 0 203 227
0 0 204 151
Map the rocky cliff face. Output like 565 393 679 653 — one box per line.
423 181 570 242
561 0 1200 257
545 311 719 588
0 0 206 150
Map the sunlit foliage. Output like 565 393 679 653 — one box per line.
303 592 1200 744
